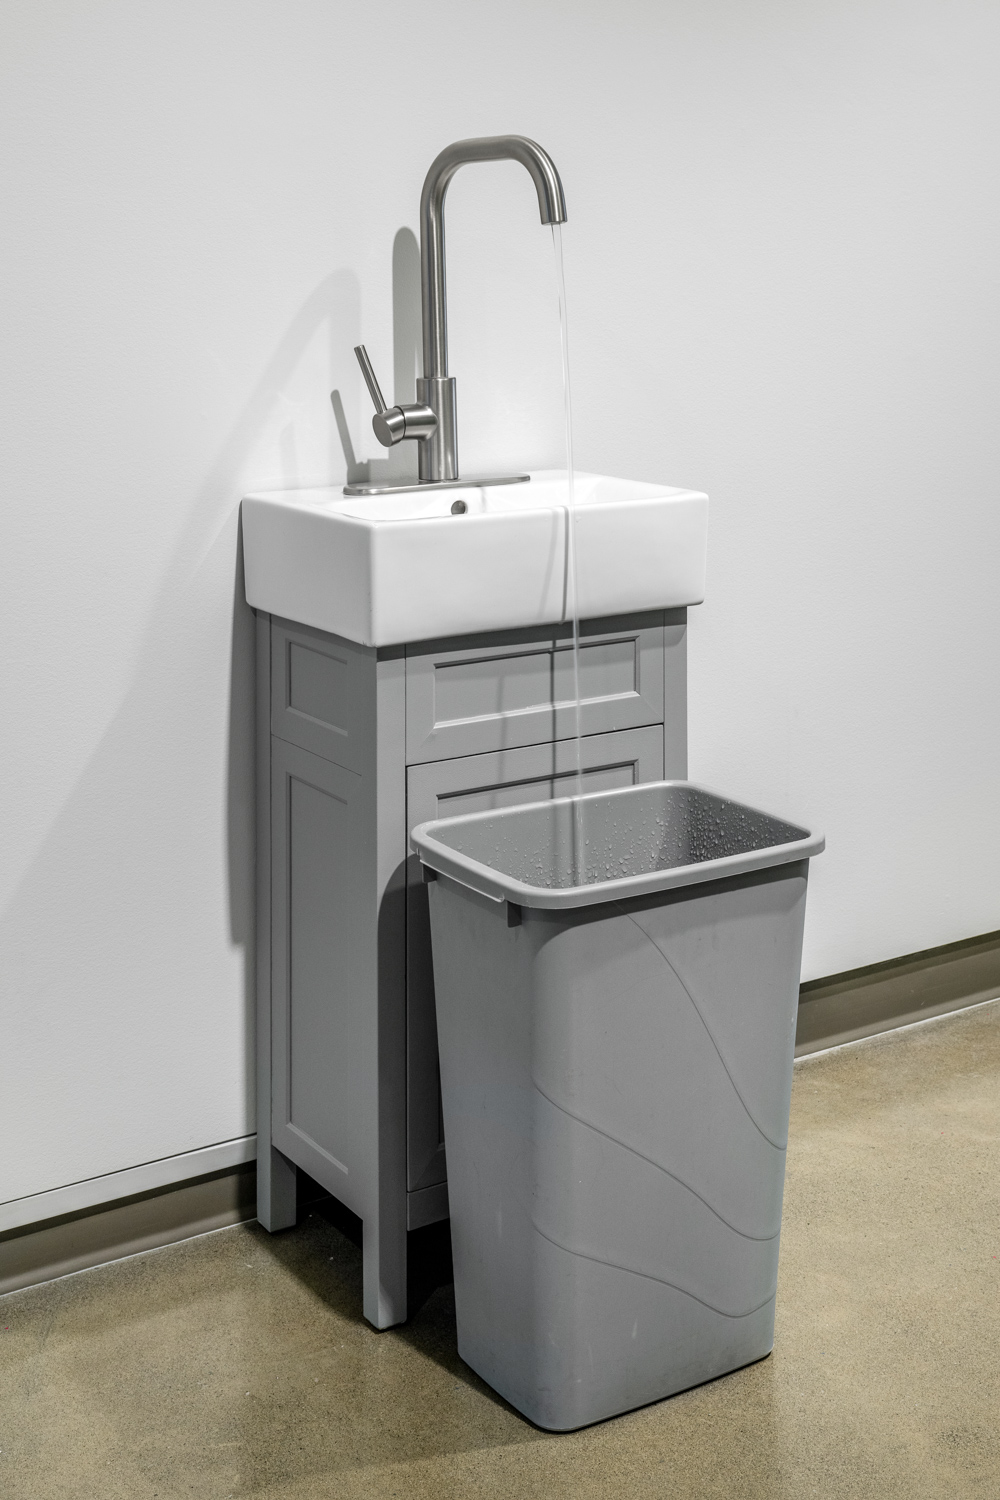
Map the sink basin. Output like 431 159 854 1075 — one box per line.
241 470 708 647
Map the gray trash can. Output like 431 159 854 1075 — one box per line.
411 780 824 1432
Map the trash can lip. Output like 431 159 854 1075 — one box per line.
410 779 825 910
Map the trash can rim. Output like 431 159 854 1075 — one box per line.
410 779 824 911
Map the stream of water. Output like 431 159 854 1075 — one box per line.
551 224 586 883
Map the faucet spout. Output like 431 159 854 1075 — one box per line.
417 135 568 482
420 136 567 381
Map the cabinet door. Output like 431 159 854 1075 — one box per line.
270 736 375 1214
405 614 665 764
405 725 664 1196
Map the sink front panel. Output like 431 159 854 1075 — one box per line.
242 471 708 647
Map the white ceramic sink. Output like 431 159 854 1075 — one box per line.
242 470 708 647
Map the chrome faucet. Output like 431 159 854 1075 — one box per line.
348 135 567 496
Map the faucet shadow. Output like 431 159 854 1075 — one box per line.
329 388 373 486
330 225 422 487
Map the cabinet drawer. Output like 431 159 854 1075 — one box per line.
404 724 663 1195
406 723 665 828
405 613 665 765
270 617 375 773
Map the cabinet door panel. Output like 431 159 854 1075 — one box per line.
405 614 665 764
271 738 373 1212
271 617 375 773
405 725 664 1195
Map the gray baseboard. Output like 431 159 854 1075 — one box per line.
0 1164 257 1298
4 931 997 1298
795 929 1000 1056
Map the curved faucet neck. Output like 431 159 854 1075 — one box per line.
419 135 568 381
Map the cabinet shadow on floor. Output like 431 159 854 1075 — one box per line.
253 1176 526 1419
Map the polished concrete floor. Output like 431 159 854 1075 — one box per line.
3 1000 999 1499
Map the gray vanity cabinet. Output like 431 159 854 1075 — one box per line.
256 608 688 1329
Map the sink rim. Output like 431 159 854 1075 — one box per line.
244 469 708 527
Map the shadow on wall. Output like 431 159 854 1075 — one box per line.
0 232 422 1197
331 226 422 488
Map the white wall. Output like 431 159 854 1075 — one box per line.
2 0 998 1206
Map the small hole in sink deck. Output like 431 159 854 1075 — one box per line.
451 499 468 514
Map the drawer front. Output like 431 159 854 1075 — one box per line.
405 613 665 765
407 723 665 827
404 724 664 1194
270 617 375 773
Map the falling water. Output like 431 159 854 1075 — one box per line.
551 224 585 883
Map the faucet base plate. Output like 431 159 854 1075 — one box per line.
343 473 530 498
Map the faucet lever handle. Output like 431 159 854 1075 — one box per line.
352 342 437 449
354 345 388 415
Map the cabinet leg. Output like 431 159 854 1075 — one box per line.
363 1212 408 1329
257 1144 297 1232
